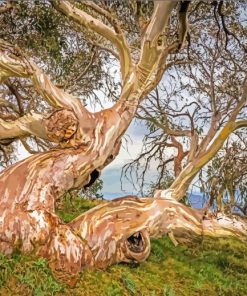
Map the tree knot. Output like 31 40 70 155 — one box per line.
45 109 78 144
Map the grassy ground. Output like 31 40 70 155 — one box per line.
0 197 246 296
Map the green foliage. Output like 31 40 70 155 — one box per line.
0 0 111 103
201 138 247 214
80 178 104 200
56 194 102 223
1 1 69 71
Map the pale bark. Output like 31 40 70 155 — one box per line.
162 79 247 201
0 44 85 112
51 0 132 82
0 0 246 287
0 0 180 186
0 180 246 286
168 119 246 200
0 113 47 141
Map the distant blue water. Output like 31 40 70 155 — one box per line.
103 192 205 209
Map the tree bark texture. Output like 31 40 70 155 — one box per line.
0 165 246 286
0 1 247 286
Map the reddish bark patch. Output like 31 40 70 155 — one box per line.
45 109 78 143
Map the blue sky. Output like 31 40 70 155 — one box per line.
16 117 152 195
101 119 149 195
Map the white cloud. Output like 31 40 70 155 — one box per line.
16 140 31 160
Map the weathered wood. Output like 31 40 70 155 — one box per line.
0 179 246 286
0 1 246 287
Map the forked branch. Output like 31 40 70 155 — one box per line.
137 1 177 87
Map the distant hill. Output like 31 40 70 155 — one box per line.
188 192 206 208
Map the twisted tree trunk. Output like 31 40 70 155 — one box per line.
0 172 246 287
0 0 246 287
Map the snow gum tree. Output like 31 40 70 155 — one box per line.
0 0 246 285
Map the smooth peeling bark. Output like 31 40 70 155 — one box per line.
0 32 181 284
167 119 247 201
70 196 247 244
0 101 138 217
0 113 46 140
0 43 184 285
0 191 247 285
0 108 82 145
1 0 246 286
0 99 141 284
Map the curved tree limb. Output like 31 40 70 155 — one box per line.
169 117 247 201
0 39 86 116
177 1 191 50
52 0 132 82
4 79 25 115
83 1 122 34
137 1 177 87
0 113 48 141
234 119 247 130
0 180 246 286
164 78 247 200
0 107 82 146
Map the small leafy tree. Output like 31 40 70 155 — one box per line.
200 134 247 214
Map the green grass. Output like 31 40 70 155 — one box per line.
0 198 247 296
56 193 103 222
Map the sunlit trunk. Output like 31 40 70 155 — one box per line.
1 157 246 286
0 0 246 287
168 162 197 200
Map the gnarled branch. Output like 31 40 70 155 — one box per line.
0 39 88 117
0 113 47 141
137 1 177 87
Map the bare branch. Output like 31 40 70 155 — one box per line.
20 138 39 154
64 47 97 91
52 0 132 82
0 40 87 116
0 97 19 114
217 1 246 52
5 79 24 115
234 120 247 130
170 136 189 177
185 78 247 182
83 1 122 34
177 1 190 50
137 105 192 137
86 37 119 59
0 113 48 141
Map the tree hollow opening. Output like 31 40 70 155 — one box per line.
127 231 145 253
